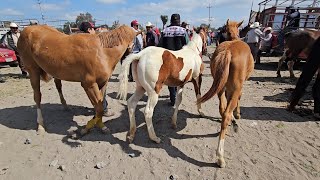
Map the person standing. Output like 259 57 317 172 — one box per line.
287 6 300 30
2 22 27 75
256 27 273 64
246 22 263 63
129 20 143 82
158 13 188 106
79 21 114 117
288 37 320 119
145 22 159 47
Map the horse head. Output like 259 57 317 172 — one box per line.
225 19 243 40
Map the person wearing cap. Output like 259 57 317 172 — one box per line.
286 6 300 30
145 22 159 47
245 22 263 63
128 20 143 82
79 22 96 34
256 27 273 64
158 13 188 106
78 21 114 117
1 22 27 75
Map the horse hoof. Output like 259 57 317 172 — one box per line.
234 114 241 120
100 127 110 134
276 74 281 78
233 123 239 133
80 128 89 136
127 136 134 143
36 126 45 135
171 123 177 129
199 111 205 117
217 158 226 168
151 137 161 144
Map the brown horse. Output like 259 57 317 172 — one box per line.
198 20 254 168
276 29 320 78
17 25 137 135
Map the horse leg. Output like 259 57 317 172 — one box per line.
276 55 286 77
287 60 295 78
127 86 146 143
192 76 204 117
29 71 45 133
80 83 106 135
171 86 183 129
218 90 227 117
217 90 241 168
144 91 160 143
54 78 68 110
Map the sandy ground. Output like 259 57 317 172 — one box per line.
0 46 319 180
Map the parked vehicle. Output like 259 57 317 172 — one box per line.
0 48 18 67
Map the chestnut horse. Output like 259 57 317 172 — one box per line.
117 33 206 143
276 29 320 78
198 20 254 168
17 25 137 135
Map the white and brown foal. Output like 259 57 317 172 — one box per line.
118 33 205 143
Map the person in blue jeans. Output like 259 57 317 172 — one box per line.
158 13 188 106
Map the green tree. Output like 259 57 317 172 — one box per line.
75 12 95 27
160 15 168 29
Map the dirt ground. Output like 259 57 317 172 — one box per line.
0 46 319 180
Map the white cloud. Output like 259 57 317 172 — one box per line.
0 8 23 16
96 0 126 4
63 11 84 21
32 0 72 11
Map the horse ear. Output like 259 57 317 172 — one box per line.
226 19 230 26
238 20 244 27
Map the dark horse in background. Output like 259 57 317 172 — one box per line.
276 29 320 78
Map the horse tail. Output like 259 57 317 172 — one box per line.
117 53 141 100
39 69 52 82
198 49 231 104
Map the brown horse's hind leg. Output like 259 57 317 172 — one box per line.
80 82 106 135
218 90 227 117
287 61 295 78
29 71 45 133
276 55 286 77
233 94 241 120
54 78 68 110
217 90 241 168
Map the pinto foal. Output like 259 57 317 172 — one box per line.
118 33 206 143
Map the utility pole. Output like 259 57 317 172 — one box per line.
207 3 213 27
37 0 45 24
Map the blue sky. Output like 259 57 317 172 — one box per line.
0 0 259 28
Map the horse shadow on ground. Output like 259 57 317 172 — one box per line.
0 100 220 168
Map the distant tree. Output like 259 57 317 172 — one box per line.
160 15 168 29
75 12 95 27
110 20 120 30
63 22 77 34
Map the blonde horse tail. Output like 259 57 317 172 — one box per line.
198 50 231 104
117 53 140 100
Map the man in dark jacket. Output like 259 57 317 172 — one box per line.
288 37 320 119
158 13 188 106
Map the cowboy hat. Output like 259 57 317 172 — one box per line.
9 22 18 28
250 22 261 28
263 27 273 32
145 22 153 27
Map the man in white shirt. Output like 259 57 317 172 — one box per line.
246 22 263 63
2 22 27 75
256 27 273 64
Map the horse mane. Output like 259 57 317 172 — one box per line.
184 33 201 51
97 25 135 48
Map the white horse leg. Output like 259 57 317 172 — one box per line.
144 91 160 143
172 86 183 129
37 108 45 133
127 86 145 143
287 61 295 78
